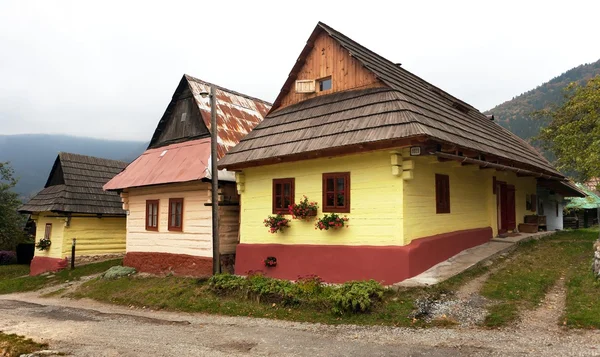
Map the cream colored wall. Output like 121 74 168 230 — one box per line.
403 156 537 243
239 150 403 246
123 181 214 257
32 213 65 259
61 216 126 257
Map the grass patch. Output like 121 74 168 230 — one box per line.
70 274 424 326
0 259 122 295
0 331 47 356
564 229 600 328
0 265 29 280
481 229 594 327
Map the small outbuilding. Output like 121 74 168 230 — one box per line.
19 153 128 275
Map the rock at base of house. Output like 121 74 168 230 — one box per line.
593 240 600 278
102 266 136 279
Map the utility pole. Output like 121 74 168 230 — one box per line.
210 85 221 275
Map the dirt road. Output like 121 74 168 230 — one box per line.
1 293 599 356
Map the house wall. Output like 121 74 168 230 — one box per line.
235 149 538 283
276 31 385 110
61 216 126 257
124 181 213 257
121 181 240 276
32 212 65 260
537 188 564 230
238 150 403 246
404 156 537 242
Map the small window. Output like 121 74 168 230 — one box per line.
318 77 332 92
435 174 450 214
146 200 159 231
273 178 295 214
44 223 52 239
168 198 184 231
322 172 350 213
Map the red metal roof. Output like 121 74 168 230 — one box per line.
104 138 211 190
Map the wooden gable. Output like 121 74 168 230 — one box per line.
274 30 384 111
149 77 210 149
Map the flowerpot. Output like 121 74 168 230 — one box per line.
306 209 317 217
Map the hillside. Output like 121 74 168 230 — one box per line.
485 59 600 142
0 134 147 198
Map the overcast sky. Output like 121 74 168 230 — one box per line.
1 0 599 142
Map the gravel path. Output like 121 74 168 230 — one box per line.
1 292 600 356
518 276 567 331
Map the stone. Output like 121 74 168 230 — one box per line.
20 350 63 357
102 266 136 279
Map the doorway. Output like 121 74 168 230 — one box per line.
497 181 516 235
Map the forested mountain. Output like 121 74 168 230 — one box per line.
485 59 600 142
0 134 146 198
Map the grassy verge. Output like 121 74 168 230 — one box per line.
0 259 122 295
564 229 600 328
0 265 30 280
0 332 47 356
481 229 594 327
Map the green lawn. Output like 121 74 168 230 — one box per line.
0 259 123 295
0 332 47 356
481 229 597 327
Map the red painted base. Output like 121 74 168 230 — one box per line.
235 227 493 284
29 256 68 276
124 252 213 277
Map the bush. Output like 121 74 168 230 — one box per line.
330 280 384 315
209 274 386 314
0 251 17 265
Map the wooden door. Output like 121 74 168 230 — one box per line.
498 182 507 234
506 185 516 231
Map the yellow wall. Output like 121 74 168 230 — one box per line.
239 150 538 247
124 182 214 257
403 156 536 243
32 213 125 259
62 216 126 257
240 151 403 246
33 213 65 259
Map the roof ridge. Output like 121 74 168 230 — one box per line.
184 74 273 106
58 152 129 166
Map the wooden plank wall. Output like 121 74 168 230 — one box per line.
219 205 240 255
277 32 384 110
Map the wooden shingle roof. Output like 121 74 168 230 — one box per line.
219 22 562 178
19 153 128 215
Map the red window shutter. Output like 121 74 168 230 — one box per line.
531 194 537 212
435 174 450 214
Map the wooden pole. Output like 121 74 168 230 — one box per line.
210 85 221 275
71 238 76 269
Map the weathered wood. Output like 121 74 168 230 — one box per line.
276 32 384 110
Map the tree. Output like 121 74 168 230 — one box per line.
0 162 26 250
537 75 600 183
537 75 600 278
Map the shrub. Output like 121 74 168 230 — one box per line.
263 214 290 234
208 274 247 292
0 251 17 265
330 280 384 315
295 274 324 296
315 213 349 230
288 196 318 220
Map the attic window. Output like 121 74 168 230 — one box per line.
318 77 332 92
452 102 470 114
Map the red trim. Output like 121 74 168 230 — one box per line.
322 172 350 213
235 227 492 284
272 178 295 214
168 198 184 231
146 200 159 231
29 256 68 276
124 252 212 277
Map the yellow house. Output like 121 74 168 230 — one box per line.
19 153 127 275
218 22 574 284
104 75 271 276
